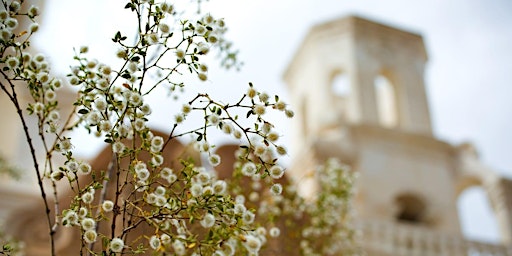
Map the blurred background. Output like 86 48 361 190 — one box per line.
35 0 512 244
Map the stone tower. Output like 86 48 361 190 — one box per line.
284 15 512 255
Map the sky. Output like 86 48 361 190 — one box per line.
35 0 512 244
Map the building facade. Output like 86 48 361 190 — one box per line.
283 15 512 255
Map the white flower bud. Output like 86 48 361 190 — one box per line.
29 22 39 33
116 48 127 59
242 162 257 177
243 235 261 253
83 230 97 244
253 104 266 116
5 18 18 29
198 72 208 81
102 200 114 212
207 113 220 126
79 162 91 175
149 235 161 249
269 227 280 237
6 57 19 68
81 218 96 230
81 192 94 204
159 23 170 34
285 109 295 118
28 5 39 17
109 238 124 253
195 24 206 35
9 2 20 12
208 154 221 167
200 213 215 228
175 49 185 60
270 183 283 196
269 165 284 179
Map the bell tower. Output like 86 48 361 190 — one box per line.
283 15 463 247
284 15 512 254
284 16 432 146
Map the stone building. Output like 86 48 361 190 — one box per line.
1 8 512 255
283 15 512 255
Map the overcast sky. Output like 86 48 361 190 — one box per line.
36 0 512 244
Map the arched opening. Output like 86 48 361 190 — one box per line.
458 186 501 243
395 193 426 224
374 75 398 128
329 71 351 123
331 72 350 97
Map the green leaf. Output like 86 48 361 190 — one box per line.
124 3 136 11
78 109 89 114
113 31 121 42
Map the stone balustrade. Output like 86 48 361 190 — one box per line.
355 219 512 256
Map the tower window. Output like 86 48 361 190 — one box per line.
331 72 350 97
374 75 398 128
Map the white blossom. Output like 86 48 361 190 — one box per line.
81 218 96 231
102 200 114 212
270 183 283 196
269 227 280 237
269 165 284 179
190 183 202 197
62 210 78 227
200 213 215 228
149 235 161 249
110 238 124 253
242 234 261 253
241 162 257 177
208 154 221 167
253 104 266 116
81 192 94 204
213 180 226 194
83 230 97 244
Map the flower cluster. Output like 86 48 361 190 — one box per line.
263 159 360 255
60 158 277 255
28 1 289 255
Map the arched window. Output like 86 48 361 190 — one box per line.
395 194 426 224
374 75 398 128
458 187 500 243
331 72 350 97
